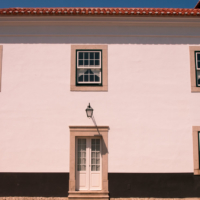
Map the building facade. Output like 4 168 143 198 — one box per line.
0 3 200 200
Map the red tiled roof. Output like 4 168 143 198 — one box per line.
0 8 200 17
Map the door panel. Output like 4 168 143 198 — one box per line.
90 139 101 190
76 139 89 190
91 173 101 187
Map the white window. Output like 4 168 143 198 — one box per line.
76 51 102 85
196 52 200 87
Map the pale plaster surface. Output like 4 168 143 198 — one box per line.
0 16 200 173
0 198 200 200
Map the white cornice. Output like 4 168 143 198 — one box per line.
0 34 200 38
0 16 200 27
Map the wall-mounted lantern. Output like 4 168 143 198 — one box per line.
86 103 93 118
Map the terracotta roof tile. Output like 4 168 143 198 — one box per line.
0 7 200 17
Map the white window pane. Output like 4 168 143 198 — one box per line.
84 52 88 59
79 52 83 59
95 52 99 59
96 165 100 171
90 60 94 66
81 165 86 171
96 152 100 158
96 159 100 164
77 72 83 82
91 165 96 171
197 71 200 86
81 139 86 145
91 158 96 164
94 72 100 82
81 145 86 151
81 152 86 157
92 144 95 151
197 53 200 61
95 60 100 66
78 60 83 66
91 152 95 158
82 158 86 164
96 144 100 151
90 52 94 59
96 139 100 145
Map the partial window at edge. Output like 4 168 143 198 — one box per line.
195 52 200 87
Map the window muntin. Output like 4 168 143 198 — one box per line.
76 50 102 85
195 52 200 86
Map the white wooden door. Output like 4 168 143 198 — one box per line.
89 138 101 190
76 138 101 191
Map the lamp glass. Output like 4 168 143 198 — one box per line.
86 103 93 118
86 110 93 118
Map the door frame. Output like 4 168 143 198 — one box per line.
69 126 109 194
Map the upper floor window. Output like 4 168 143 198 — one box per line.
76 50 102 85
70 45 108 92
189 46 200 92
195 52 200 87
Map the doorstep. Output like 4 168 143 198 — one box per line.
68 191 109 200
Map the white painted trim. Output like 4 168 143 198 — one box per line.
1 16 200 27
1 34 200 38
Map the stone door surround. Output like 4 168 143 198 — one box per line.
68 126 109 200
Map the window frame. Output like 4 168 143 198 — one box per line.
70 45 108 92
195 51 200 87
76 49 102 86
189 46 200 92
192 126 200 175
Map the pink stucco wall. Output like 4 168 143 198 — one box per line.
0 16 199 173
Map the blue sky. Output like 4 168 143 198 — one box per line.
0 0 198 9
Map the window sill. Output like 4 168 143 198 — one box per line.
70 85 108 92
191 86 200 92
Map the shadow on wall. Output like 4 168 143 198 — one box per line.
1 36 200 44
92 116 109 155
